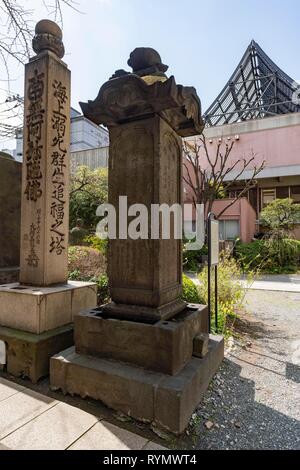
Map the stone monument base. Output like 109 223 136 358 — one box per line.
50 335 223 434
74 304 209 375
0 281 97 334
0 281 97 382
0 324 73 383
50 303 224 434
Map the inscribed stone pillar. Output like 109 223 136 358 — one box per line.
50 48 225 435
80 48 204 322
19 20 70 286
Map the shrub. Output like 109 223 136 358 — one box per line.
260 198 300 235
236 238 300 273
92 273 110 305
70 166 108 229
183 243 208 272
84 234 108 255
68 246 106 280
197 251 250 334
181 273 203 303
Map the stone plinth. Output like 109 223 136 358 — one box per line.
0 324 73 383
51 335 224 435
0 281 97 334
75 304 208 375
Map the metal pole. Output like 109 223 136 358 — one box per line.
215 265 218 332
208 264 211 334
207 213 212 334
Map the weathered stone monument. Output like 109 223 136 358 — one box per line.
51 48 224 434
0 20 97 382
0 152 21 284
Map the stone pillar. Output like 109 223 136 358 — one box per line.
0 20 97 383
20 20 70 286
50 48 224 435
80 48 204 322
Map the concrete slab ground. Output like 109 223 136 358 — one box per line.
188 272 300 293
0 376 166 450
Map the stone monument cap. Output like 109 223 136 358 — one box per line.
32 19 65 59
128 47 168 77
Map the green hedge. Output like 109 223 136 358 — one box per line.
181 273 203 303
235 238 300 273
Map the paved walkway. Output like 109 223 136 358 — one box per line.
188 272 300 293
240 274 300 293
0 377 165 450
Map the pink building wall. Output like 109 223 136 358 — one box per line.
183 114 300 242
189 114 300 171
211 198 257 243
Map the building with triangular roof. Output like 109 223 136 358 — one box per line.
184 41 300 242
204 40 300 127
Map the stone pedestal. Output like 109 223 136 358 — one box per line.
0 281 97 381
51 334 224 434
50 47 224 433
0 21 97 382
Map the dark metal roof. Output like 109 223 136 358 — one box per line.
204 40 300 127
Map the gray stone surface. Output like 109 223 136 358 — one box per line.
0 155 21 270
50 335 224 434
1 401 97 450
0 324 74 382
193 333 209 358
0 388 56 439
68 421 148 450
75 305 208 375
0 377 164 450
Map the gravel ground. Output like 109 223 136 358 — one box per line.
188 290 300 450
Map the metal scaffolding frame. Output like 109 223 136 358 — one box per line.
204 40 300 127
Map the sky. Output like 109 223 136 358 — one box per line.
1 0 300 149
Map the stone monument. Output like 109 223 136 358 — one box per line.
0 20 97 382
0 152 21 284
51 47 224 434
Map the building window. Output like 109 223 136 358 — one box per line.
276 186 289 199
290 186 300 203
219 220 240 241
262 189 276 207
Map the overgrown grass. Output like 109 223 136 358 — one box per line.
197 250 253 337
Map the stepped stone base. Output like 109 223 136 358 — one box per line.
0 324 73 383
75 304 208 375
50 335 224 434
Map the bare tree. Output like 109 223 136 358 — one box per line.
0 0 79 67
0 0 80 142
183 134 265 218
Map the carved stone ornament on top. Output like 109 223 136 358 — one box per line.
32 19 65 59
80 47 204 137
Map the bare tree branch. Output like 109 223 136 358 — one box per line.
183 133 265 222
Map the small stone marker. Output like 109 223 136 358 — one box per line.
193 333 209 358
